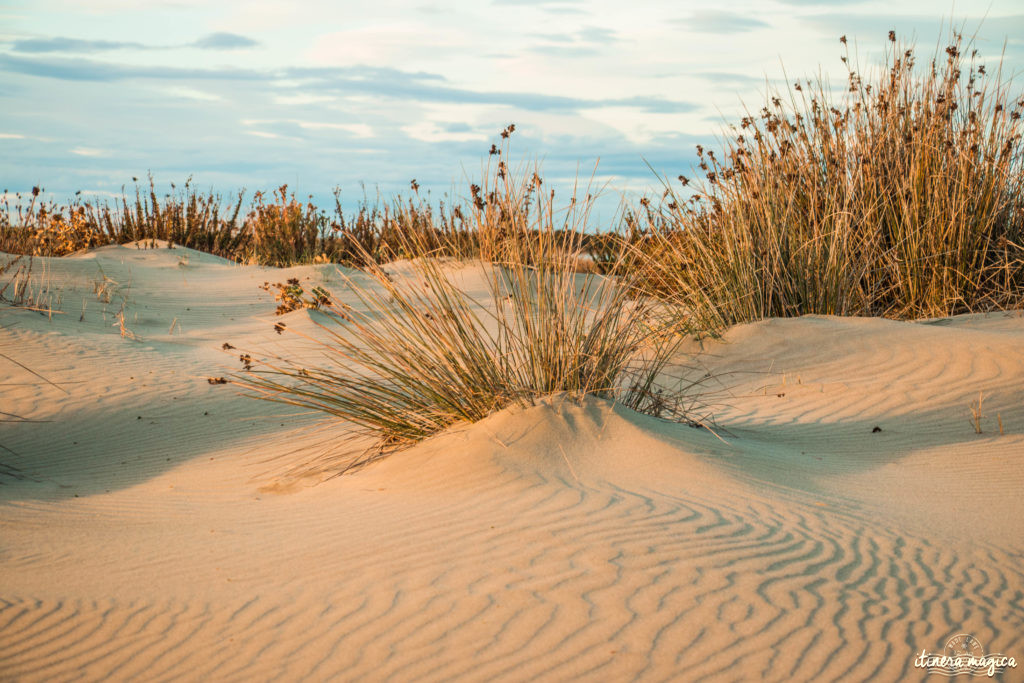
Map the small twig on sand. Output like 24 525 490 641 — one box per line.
0 351 69 394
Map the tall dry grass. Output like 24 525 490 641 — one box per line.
642 32 1024 331
232 135 691 469
1 176 620 270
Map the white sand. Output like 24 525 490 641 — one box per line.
1 244 1022 681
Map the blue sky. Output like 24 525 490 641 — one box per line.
1 0 1022 219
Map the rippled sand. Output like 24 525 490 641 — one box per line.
2 244 1022 681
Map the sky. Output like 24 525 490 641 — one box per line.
1 0 1023 220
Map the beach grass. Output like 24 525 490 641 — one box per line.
230 140 692 468
639 32 1023 331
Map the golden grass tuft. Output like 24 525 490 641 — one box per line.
640 32 1024 332
230 141 699 471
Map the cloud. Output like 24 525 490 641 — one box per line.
297 122 374 138
800 13 1024 48
0 53 699 115
9 32 260 54
192 32 259 50
774 0 868 4
12 37 149 53
285 64 446 85
577 27 617 43
402 121 485 143
241 118 376 138
0 53 267 81
680 10 771 34
693 71 769 87
285 65 695 113
76 189 124 199
246 131 287 140
529 44 602 57
71 147 108 157
157 85 223 101
490 0 583 5
489 0 586 14
604 96 695 114
529 25 619 57
532 26 616 44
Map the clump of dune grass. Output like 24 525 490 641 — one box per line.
320 186 478 267
0 186 99 256
247 185 326 266
643 32 1024 332
111 175 248 256
232 132 696 470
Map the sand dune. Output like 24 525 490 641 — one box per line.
2 244 1022 681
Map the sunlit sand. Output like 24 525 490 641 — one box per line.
1 243 1021 680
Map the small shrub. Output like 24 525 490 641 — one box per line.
249 185 326 266
259 278 333 315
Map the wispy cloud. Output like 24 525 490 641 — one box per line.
284 64 446 86
12 37 149 53
241 118 375 138
77 189 127 199
70 147 108 157
156 86 224 101
799 12 1024 47
775 0 869 5
10 32 259 54
286 65 696 113
0 53 266 81
0 53 698 115
680 10 771 33
296 121 374 137
191 32 259 50
529 26 618 57
692 71 770 87
490 0 586 13
402 121 485 143
246 131 286 140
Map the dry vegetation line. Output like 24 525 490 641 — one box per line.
3 33 1022 329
